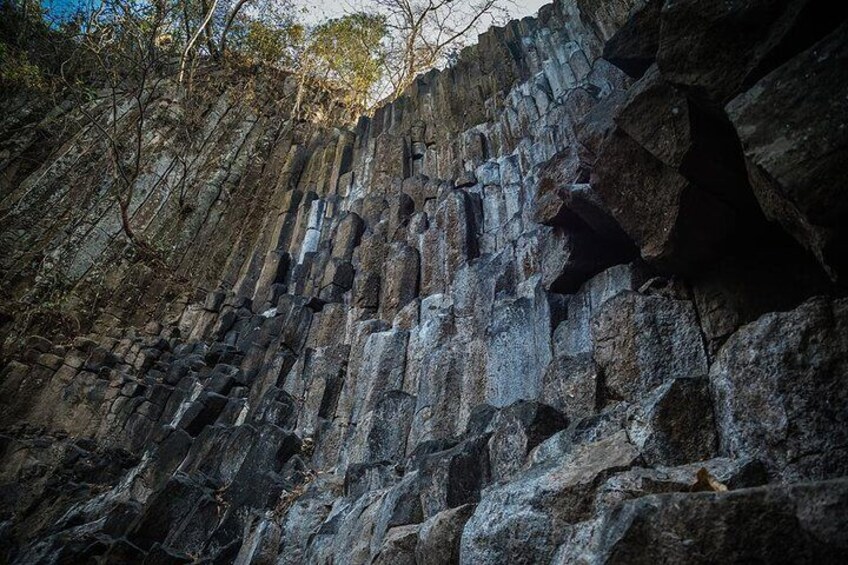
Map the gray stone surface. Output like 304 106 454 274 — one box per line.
556 479 848 564
710 297 848 482
591 128 735 272
460 431 640 564
591 291 709 403
727 23 848 281
627 377 718 466
0 1 846 563
657 0 831 104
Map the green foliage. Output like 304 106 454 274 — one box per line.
0 42 47 92
2 0 500 120
222 7 388 116
244 18 304 66
309 12 387 111
0 0 61 95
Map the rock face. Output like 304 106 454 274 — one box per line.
726 22 848 281
710 297 848 482
591 291 708 403
556 479 848 564
1 1 847 563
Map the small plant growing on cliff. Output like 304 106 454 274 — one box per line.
273 469 316 519
0 42 47 92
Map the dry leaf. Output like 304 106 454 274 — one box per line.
690 467 728 492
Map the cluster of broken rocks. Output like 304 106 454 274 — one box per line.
1 0 847 563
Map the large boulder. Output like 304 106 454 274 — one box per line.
486 401 568 482
459 431 640 564
591 291 708 404
602 0 662 78
710 297 848 482
590 128 735 272
556 479 848 564
615 65 751 207
657 0 844 104
576 0 654 45
627 377 718 466
727 23 848 281
371 524 420 565
541 353 599 423
415 504 476 565
534 146 633 251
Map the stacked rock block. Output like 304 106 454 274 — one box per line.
1 0 847 563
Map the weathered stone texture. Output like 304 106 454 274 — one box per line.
1 0 846 563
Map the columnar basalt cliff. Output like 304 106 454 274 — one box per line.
1 1 848 563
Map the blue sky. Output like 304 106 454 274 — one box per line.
42 0 89 18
